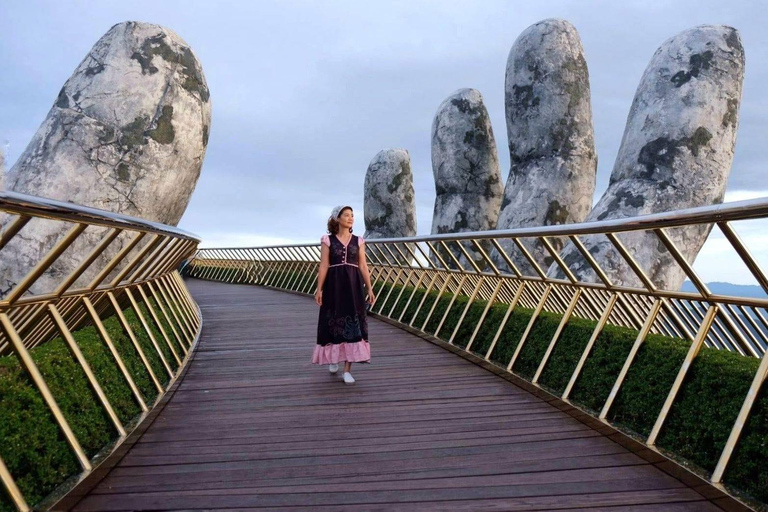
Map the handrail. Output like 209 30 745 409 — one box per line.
0 191 202 511
0 190 200 241
200 195 768 249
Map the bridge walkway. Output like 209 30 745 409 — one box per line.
72 278 725 511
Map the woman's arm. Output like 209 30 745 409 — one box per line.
358 243 376 305
315 243 330 305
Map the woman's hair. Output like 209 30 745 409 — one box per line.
327 206 353 234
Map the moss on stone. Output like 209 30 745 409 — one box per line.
131 34 177 75
596 189 645 221
685 126 712 157
130 34 209 103
670 50 714 88
511 84 540 111
722 98 739 128
545 200 570 225
148 106 175 144
55 88 69 109
179 47 210 102
119 115 149 148
116 162 130 182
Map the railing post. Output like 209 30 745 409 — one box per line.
647 305 718 446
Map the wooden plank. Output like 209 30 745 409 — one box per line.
75 487 712 511
89 452 645 495
120 430 604 467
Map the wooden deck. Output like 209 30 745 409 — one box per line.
72 278 728 511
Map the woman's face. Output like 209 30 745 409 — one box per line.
339 209 354 228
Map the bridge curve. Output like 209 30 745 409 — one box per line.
71 279 725 511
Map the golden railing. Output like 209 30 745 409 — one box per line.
185 197 768 501
0 190 201 511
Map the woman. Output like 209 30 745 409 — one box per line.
311 205 376 384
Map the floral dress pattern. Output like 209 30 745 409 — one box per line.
311 233 371 364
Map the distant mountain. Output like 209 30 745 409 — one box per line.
681 281 767 299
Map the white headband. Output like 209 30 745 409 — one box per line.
330 205 352 219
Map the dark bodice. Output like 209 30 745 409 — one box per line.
327 234 361 267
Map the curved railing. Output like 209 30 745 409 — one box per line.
185 197 768 507
0 190 201 511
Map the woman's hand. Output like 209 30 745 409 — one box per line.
315 289 323 306
367 290 376 307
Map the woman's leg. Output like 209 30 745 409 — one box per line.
342 361 355 384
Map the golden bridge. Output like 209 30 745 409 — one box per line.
1 189 767 511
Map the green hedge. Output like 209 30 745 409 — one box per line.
0 297 189 511
366 279 768 506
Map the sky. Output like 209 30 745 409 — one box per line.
1 0 767 284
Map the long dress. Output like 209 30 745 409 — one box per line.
311 233 371 364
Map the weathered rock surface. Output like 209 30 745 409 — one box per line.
494 19 597 275
549 25 744 290
431 88 503 269
1 21 210 298
363 149 416 239
0 148 5 189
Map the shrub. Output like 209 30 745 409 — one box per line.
0 296 182 511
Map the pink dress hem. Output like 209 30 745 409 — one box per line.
311 340 371 364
